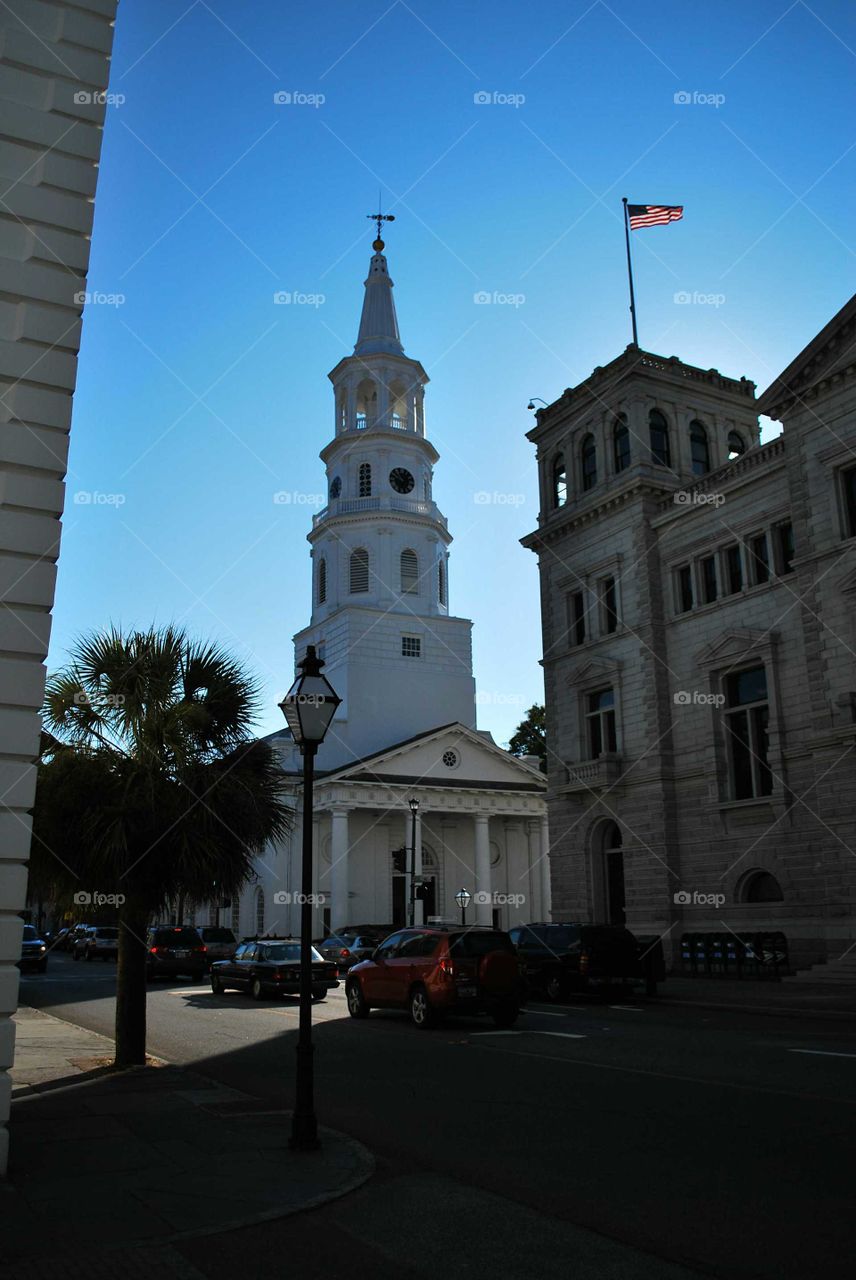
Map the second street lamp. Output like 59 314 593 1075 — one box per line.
279 645 341 1152
408 797 419 927
455 887 471 926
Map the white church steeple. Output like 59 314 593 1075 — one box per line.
292 225 476 768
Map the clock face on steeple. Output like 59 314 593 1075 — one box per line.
389 467 414 494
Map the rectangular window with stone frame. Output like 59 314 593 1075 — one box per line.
840 464 856 539
567 590 586 646
586 687 617 758
723 666 773 800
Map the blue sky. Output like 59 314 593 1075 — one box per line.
58 0 856 744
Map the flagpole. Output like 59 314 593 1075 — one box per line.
622 197 639 347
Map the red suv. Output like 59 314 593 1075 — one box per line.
345 926 521 1029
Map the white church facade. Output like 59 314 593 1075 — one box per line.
231 230 549 939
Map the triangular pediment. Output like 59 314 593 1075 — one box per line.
323 722 546 789
758 292 856 418
565 657 621 687
695 628 776 668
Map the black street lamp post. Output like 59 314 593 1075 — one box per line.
279 645 341 1152
455 887 471 927
408 797 419 927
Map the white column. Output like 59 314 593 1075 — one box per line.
474 813 492 925
330 808 350 930
540 815 552 920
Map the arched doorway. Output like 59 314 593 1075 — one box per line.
594 821 625 924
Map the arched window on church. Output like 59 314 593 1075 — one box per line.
438 557 447 606
649 409 672 468
552 454 567 508
728 430 746 460
358 462 372 497
581 433 597 491
400 549 418 594
614 414 630 473
350 548 369 594
690 420 711 476
317 557 327 605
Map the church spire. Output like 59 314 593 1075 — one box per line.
355 212 404 357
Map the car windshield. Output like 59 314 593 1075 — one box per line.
201 928 235 942
96 928 118 938
22 926 38 941
261 944 302 962
154 929 199 945
448 932 515 956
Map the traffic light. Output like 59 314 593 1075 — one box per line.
391 847 407 874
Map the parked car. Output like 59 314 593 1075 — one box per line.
19 925 48 973
53 927 73 952
508 922 643 1001
81 926 119 961
145 926 207 980
316 932 383 970
68 923 90 957
210 938 339 1001
345 926 522 1029
195 926 237 967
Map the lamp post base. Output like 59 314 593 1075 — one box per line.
290 1041 320 1151
289 1118 320 1152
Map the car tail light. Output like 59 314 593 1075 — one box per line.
437 957 454 981
333 967 339 979
580 948 590 975
340 948 350 958
149 947 158 954
195 945 207 953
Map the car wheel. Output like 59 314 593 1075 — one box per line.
544 974 564 1002
492 1002 519 1029
251 976 265 1001
85 950 94 962
37 960 48 974
409 985 437 1029
211 974 224 995
311 984 327 1002
346 980 370 1019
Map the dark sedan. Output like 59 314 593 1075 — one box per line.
210 938 339 1001
19 925 48 973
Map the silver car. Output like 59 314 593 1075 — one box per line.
195 926 237 967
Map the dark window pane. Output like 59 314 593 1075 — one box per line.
649 410 671 468
727 709 754 799
614 417 630 472
690 421 710 476
678 565 693 612
751 535 769 585
568 591 586 645
725 545 743 594
603 577 618 632
726 666 767 707
701 555 718 603
581 435 597 491
553 455 567 508
604 710 617 752
728 431 745 460
589 715 603 757
776 522 795 574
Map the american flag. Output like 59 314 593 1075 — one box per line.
628 204 683 230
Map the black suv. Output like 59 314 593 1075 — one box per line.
146 926 207 980
19 925 48 973
211 938 339 1001
509 922 643 1000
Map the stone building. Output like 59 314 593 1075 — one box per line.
522 298 856 971
0 0 119 1171
229 234 548 940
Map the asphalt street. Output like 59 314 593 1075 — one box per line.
19 952 856 1280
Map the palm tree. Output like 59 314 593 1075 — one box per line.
33 626 292 1066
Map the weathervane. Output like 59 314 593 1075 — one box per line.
367 209 395 252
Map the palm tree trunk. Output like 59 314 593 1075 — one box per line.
115 897 149 1066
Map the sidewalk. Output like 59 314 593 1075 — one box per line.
656 974 856 1019
1 1007 374 1275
